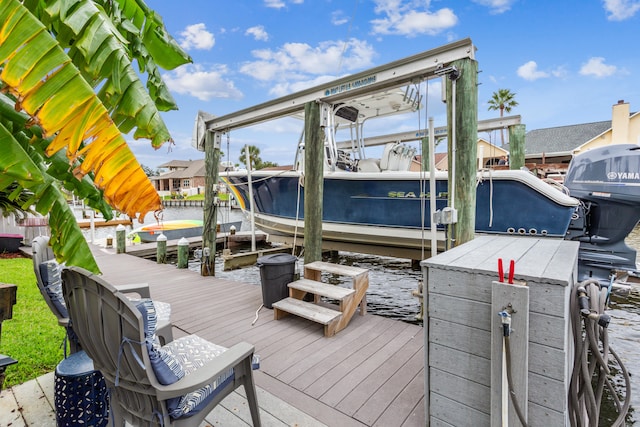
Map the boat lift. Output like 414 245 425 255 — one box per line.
193 38 482 267
194 38 477 145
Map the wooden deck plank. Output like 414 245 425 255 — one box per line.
319 324 421 407
373 368 425 427
337 334 423 415
267 315 387 378
304 321 410 398
287 320 403 391
353 350 425 425
88 246 425 426
272 298 342 325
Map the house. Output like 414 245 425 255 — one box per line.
523 100 640 164
418 138 509 171
152 159 205 197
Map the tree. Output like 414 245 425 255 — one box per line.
141 164 159 177
239 145 262 170
488 89 519 147
0 0 191 272
237 145 279 170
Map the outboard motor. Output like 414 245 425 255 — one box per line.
564 144 640 283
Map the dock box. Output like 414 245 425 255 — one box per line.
422 236 580 426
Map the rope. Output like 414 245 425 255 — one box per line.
568 279 631 427
251 304 263 326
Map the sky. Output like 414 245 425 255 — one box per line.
132 0 640 170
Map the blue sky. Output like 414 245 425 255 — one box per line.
133 0 640 169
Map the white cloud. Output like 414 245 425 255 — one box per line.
603 0 640 20
163 64 243 101
246 25 269 41
269 75 339 97
264 0 303 8
371 0 458 36
331 10 350 25
471 0 515 14
517 61 549 81
179 23 215 50
240 38 376 86
579 57 618 78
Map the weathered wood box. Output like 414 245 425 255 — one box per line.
421 236 580 426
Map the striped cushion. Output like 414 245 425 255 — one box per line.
135 300 184 385
162 335 234 419
39 260 68 318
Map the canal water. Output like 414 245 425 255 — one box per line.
82 206 640 424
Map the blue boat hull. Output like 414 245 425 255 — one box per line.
224 170 578 249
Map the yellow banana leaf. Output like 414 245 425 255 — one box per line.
0 0 162 222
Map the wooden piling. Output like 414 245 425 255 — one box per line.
156 233 167 264
304 101 324 264
445 58 478 248
115 224 126 254
508 124 526 170
202 130 220 276
177 237 189 268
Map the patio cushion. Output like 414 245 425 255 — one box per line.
135 300 184 385
39 260 68 318
161 335 234 419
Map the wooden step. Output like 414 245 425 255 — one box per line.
304 261 368 277
272 297 341 325
288 279 355 300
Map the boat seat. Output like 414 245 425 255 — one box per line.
357 158 381 172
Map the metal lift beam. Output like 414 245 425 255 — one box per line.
335 115 522 149
201 38 476 139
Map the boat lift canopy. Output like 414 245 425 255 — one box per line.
193 38 477 150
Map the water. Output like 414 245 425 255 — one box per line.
82 206 640 423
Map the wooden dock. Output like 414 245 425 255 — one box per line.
3 244 425 426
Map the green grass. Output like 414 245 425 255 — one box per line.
0 257 66 388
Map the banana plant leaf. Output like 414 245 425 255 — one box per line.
0 0 162 223
0 122 100 272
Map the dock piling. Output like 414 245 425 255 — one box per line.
157 233 167 264
115 224 126 254
177 237 189 268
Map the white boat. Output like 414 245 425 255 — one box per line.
221 90 580 256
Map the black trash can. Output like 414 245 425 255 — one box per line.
257 254 297 308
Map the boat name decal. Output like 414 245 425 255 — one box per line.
607 171 640 180
325 75 377 96
388 191 420 198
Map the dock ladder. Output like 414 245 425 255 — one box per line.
272 261 369 337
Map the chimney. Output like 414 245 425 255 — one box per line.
611 100 630 144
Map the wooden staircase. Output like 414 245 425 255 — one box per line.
272 261 369 337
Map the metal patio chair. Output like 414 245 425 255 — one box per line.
61 266 261 426
32 236 173 353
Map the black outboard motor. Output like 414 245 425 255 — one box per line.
564 144 640 283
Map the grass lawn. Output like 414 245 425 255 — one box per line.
0 257 66 388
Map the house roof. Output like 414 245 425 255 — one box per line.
157 160 194 168
154 159 205 180
523 120 612 155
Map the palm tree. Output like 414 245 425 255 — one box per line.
0 0 191 272
488 89 519 147
239 145 262 170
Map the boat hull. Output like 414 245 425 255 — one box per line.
130 220 243 243
223 170 579 250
